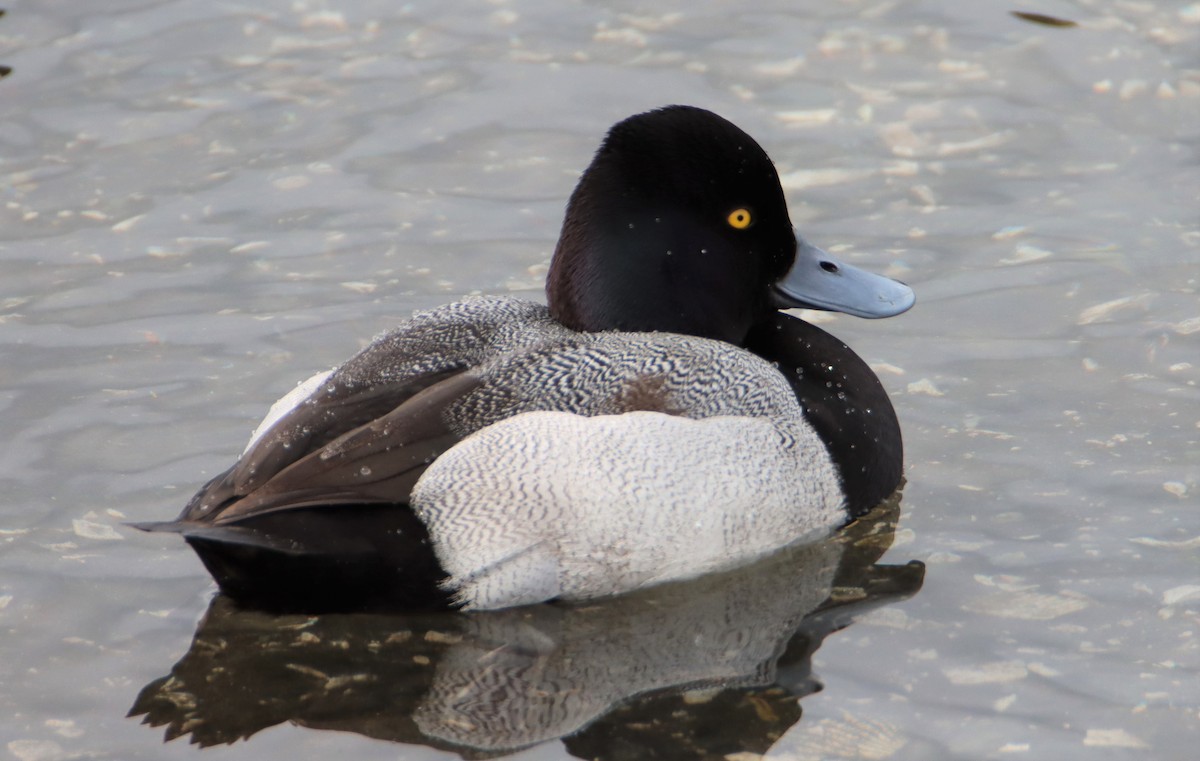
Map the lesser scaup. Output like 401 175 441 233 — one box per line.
134 105 914 611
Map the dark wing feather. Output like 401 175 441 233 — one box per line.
175 369 482 525
230 367 466 496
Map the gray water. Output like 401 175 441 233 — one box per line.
2 1 1197 759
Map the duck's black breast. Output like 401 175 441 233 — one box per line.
744 312 903 517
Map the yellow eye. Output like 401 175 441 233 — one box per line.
726 208 753 229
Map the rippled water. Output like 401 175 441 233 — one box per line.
2 2 1197 759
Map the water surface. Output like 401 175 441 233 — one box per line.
1 1 1197 759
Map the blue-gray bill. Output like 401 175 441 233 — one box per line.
771 238 915 319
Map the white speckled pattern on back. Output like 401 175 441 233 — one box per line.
332 297 572 391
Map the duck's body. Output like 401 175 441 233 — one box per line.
136 106 914 612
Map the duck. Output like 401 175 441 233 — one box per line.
133 105 915 612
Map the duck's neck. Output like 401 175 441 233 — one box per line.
744 312 903 516
547 239 766 345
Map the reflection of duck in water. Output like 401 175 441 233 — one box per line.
134 106 914 612
131 499 923 757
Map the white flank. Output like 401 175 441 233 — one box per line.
413 409 843 610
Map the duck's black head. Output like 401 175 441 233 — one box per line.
547 105 913 344
548 106 792 343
